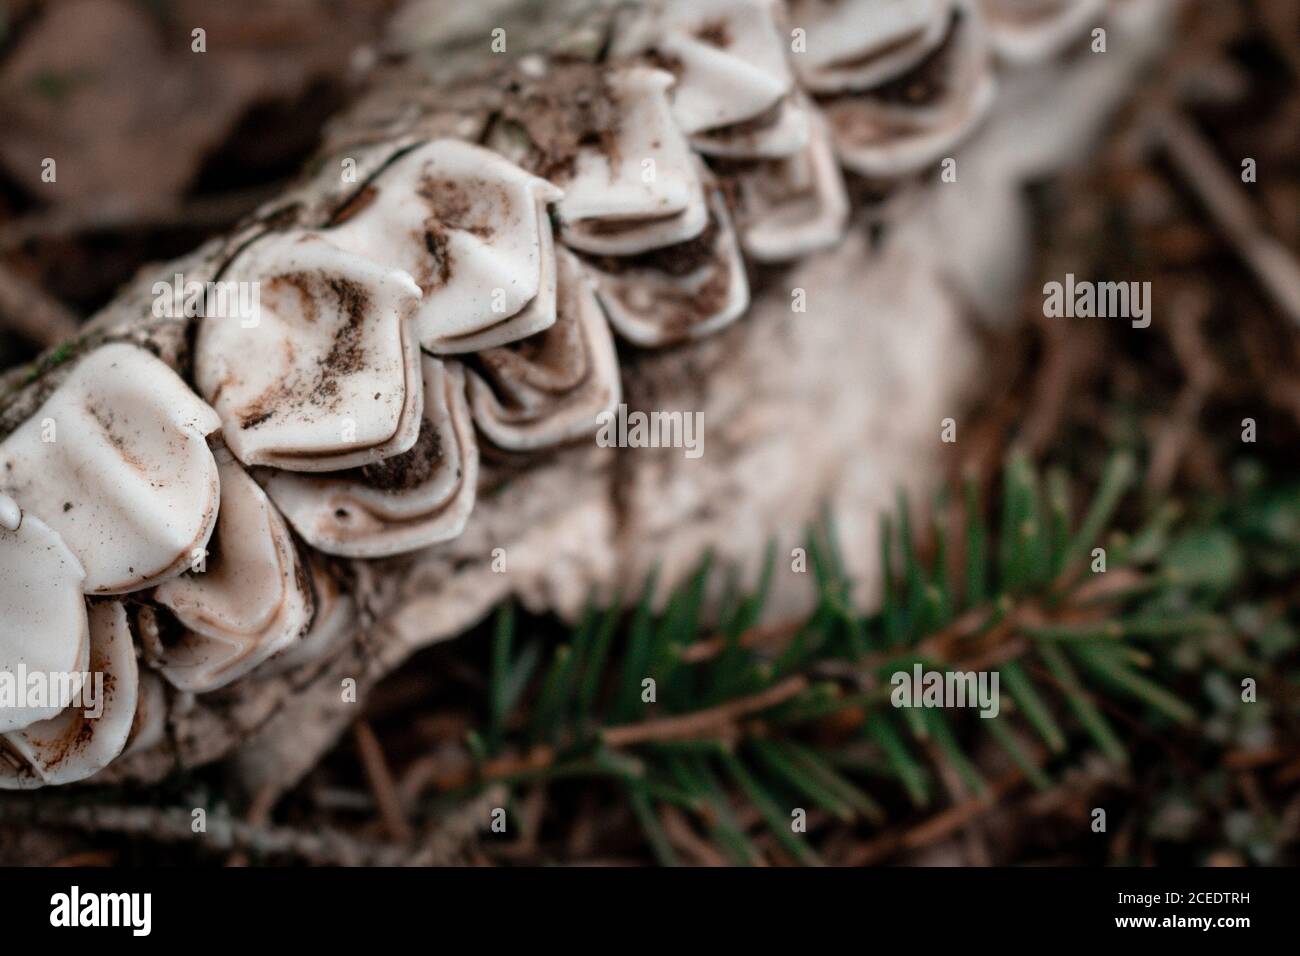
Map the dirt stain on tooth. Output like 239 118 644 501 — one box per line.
267 272 323 325
499 62 622 183
356 416 441 492
85 403 149 471
694 18 732 49
328 185 379 226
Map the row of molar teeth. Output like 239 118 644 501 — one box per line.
494 57 753 345
0 0 1137 787
816 1 998 180
614 0 811 161
323 140 563 354
609 0 850 262
0 345 229 786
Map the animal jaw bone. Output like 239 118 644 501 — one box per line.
0 0 1171 791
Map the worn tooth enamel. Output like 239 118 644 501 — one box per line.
546 67 710 256
0 495 18 531
262 357 479 558
787 0 952 94
615 0 809 158
581 171 750 347
0 497 90 733
979 0 1105 65
263 559 355 676
821 2 997 178
0 344 221 595
321 139 563 353
120 671 167 760
724 104 850 261
0 600 137 789
148 456 314 693
196 231 425 473
467 248 621 451
425 208 560 354
688 95 812 160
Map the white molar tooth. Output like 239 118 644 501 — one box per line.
689 94 812 160
554 67 709 256
467 247 622 451
615 0 809 159
0 344 221 595
979 0 1105 65
426 207 560 354
821 1 997 179
0 600 138 789
263 357 479 559
321 139 563 353
120 670 167 760
787 0 953 94
725 103 850 261
148 456 314 693
263 559 356 675
582 170 750 347
0 495 18 531
196 231 425 473
0 497 90 733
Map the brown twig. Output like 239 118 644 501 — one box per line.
600 676 809 747
841 770 1026 866
0 799 411 866
0 261 79 346
0 185 285 251
353 720 414 843
1153 107 1300 326
226 782 281 868
679 618 805 664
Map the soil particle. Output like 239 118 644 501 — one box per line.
584 214 720 278
238 272 373 428
870 12 959 108
695 18 732 49
414 176 502 289
357 417 442 491
498 61 622 183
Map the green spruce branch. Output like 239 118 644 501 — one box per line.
447 451 1300 865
